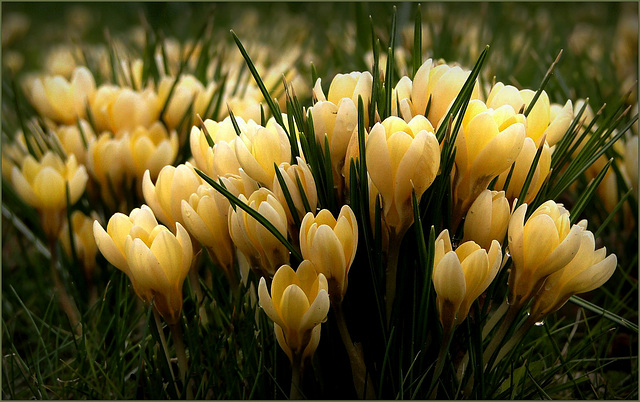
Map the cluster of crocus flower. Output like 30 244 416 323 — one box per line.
3 22 629 399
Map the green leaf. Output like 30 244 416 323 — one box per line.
413 4 422 79
569 158 612 224
569 295 638 333
273 162 301 228
230 30 288 134
523 50 563 117
514 138 546 210
293 171 313 214
226 105 242 136
196 115 215 147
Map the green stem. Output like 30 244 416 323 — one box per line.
428 320 455 398
290 353 303 400
49 240 81 335
169 322 193 399
153 308 179 396
385 233 402 325
189 247 208 326
334 302 377 399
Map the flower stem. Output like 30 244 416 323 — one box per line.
428 322 455 398
49 240 81 335
333 302 377 399
385 233 402 325
169 322 193 399
189 248 208 326
153 308 179 396
290 353 303 400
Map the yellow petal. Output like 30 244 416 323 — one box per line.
280 284 310 332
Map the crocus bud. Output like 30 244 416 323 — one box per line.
125 219 192 324
272 157 318 227
365 115 440 237
299 206 358 302
93 205 157 283
189 117 241 178
181 184 234 275
54 119 95 165
142 163 202 231
234 119 291 188
258 261 330 364
311 74 364 185
123 122 179 181
545 100 574 147
411 59 480 128
27 66 96 125
507 201 586 308
90 85 159 134
228 188 289 277
94 204 193 324
452 100 525 226
157 74 215 131
463 190 510 250
434 230 501 330
529 230 616 322
486 83 551 145
86 133 129 208
341 126 368 192
11 151 88 239
494 137 552 204
391 76 414 121
61 210 99 275
313 71 373 117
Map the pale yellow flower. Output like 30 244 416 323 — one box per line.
61 210 100 275
493 137 552 204
452 99 525 225
507 201 586 307
462 190 510 250
258 261 330 363
123 122 179 181
411 59 480 128
433 229 502 330
529 230 616 322
189 116 244 178
181 184 235 274
486 83 551 145
11 151 87 212
142 163 202 231
93 204 193 324
234 119 291 188
86 133 129 207
365 115 440 237
157 74 215 131
299 206 358 302
27 66 96 125
90 85 159 134
272 157 318 227
311 72 371 182
228 188 290 277
53 120 96 166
